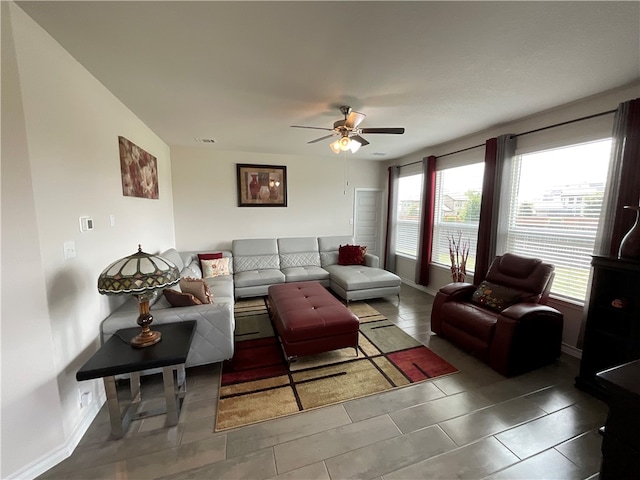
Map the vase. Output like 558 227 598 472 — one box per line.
619 205 640 260
249 174 260 199
259 185 270 200
451 267 466 283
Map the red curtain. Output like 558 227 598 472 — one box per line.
473 138 499 284
416 156 437 285
608 98 640 257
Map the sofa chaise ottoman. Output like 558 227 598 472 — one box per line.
268 281 359 361
318 236 402 303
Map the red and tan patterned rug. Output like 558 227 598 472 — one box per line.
215 298 458 431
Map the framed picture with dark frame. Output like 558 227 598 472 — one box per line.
236 163 287 207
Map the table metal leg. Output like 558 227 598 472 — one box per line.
104 376 124 438
162 363 187 427
103 365 187 437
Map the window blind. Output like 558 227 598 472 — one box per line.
431 163 485 271
395 174 423 257
503 139 612 302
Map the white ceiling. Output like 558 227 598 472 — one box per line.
16 1 640 160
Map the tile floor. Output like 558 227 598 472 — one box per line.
39 285 606 480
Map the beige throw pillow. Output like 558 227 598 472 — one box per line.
202 257 231 278
179 277 212 304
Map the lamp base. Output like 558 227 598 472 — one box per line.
130 329 162 348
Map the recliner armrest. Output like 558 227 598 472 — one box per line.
499 303 561 321
431 282 477 335
490 303 563 376
438 282 477 300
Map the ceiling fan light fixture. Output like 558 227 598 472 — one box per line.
349 139 362 153
330 140 342 154
339 136 351 151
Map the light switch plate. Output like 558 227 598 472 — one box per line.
63 241 76 259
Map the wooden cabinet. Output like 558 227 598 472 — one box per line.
595 360 640 479
575 256 640 399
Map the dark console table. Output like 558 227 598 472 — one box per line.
596 360 640 479
77 320 196 438
575 256 640 399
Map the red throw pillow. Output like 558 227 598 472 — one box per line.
338 244 367 265
198 252 223 270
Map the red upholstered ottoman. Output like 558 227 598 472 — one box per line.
268 281 360 361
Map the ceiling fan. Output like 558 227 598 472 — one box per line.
291 105 405 153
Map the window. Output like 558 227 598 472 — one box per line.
432 162 485 272
502 139 612 302
395 173 423 257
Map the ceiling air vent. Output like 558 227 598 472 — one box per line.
195 138 216 144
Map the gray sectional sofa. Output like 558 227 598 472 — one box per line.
232 235 401 303
100 248 236 368
100 235 400 368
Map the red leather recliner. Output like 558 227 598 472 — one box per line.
431 253 564 376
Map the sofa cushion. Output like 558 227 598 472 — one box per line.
281 266 330 283
202 257 231 278
234 254 280 272
441 302 497 343
234 269 285 288
338 244 367 265
278 237 321 268
180 277 212 304
160 248 185 271
471 281 521 311
280 252 321 269
325 264 401 291
318 235 354 267
163 289 202 307
205 274 234 303
180 260 202 279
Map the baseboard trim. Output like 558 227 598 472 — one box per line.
561 343 582 359
7 393 106 480
399 278 438 297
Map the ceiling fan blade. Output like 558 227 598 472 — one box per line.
345 111 366 129
360 127 405 135
308 134 336 144
351 135 370 147
291 125 334 131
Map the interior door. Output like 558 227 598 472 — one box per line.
354 189 382 257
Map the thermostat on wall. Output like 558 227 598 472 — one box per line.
79 216 94 232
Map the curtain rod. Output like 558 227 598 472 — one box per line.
398 142 486 168
510 109 616 139
398 107 617 168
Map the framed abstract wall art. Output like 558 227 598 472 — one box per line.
236 163 287 207
118 136 159 199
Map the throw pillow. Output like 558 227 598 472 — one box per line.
163 289 203 307
338 244 367 265
179 277 213 304
471 281 521 311
198 252 223 270
201 257 231 278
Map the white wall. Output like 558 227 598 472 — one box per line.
386 82 640 353
171 147 385 251
1 3 175 478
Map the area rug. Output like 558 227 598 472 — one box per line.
215 298 459 431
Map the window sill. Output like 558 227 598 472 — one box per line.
395 252 417 261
